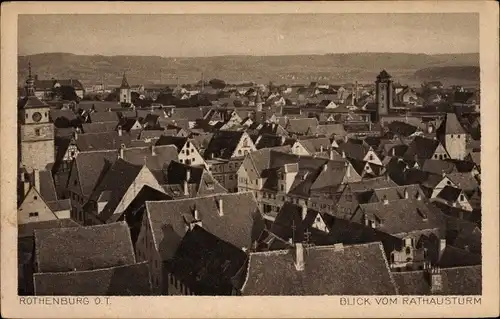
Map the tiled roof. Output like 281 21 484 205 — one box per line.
358 198 446 236
38 170 58 202
438 245 481 268
34 222 135 273
138 130 165 141
337 141 369 161
298 137 332 154
88 159 145 222
316 124 347 138
81 122 118 134
347 176 398 192
286 118 319 135
120 74 130 89
204 131 245 159
255 134 284 149
404 136 442 160
145 192 264 261
18 218 80 239
421 159 457 175
154 135 187 151
446 172 479 192
122 145 178 171
169 108 204 121
392 266 481 295
241 242 397 295
89 111 120 123
168 226 247 295
49 109 77 124
75 131 132 152
437 113 467 135
33 262 152 296
72 150 118 196
46 199 71 212
387 121 418 137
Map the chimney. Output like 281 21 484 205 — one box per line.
217 197 224 216
322 163 328 172
429 267 443 294
33 169 40 192
73 130 78 141
391 147 396 157
416 192 422 201
343 135 348 143
193 207 199 221
301 203 308 220
320 145 324 153
184 169 190 196
119 144 125 159
439 238 446 258
345 161 351 178
404 188 409 199
341 150 346 159
117 125 123 136
151 145 156 156
383 195 389 205
294 243 305 271
333 243 344 252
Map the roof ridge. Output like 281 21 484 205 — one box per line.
33 261 148 276
146 191 255 206
35 220 128 234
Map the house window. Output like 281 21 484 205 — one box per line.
369 154 374 161
457 135 460 139
29 212 39 218
451 134 454 138
229 175 233 180
186 149 190 156
460 194 465 201
243 138 248 147
405 247 411 255
35 128 41 136
238 150 242 155
74 180 77 186
390 253 395 263
280 185 284 191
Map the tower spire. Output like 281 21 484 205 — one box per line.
25 61 35 97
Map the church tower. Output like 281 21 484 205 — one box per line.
375 70 393 120
18 62 55 171
436 113 468 160
119 72 131 104
255 91 263 112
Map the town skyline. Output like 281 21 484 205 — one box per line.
19 13 479 57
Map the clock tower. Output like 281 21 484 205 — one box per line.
18 62 55 171
375 69 393 120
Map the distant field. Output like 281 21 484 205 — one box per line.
18 52 480 87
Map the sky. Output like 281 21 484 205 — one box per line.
18 13 479 57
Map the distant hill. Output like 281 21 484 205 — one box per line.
18 52 480 87
414 66 480 82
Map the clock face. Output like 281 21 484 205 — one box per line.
32 112 42 122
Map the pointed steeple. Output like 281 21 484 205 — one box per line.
25 61 35 96
120 72 130 89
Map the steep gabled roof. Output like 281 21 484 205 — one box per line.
120 73 130 89
72 150 118 196
33 262 152 296
204 130 246 159
241 242 397 295
34 222 135 273
437 113 467 135
392 266 481 295
168 226 247 295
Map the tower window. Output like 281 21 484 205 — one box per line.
457 135 460 139
45 112 48 118
35 128 41 136
25 113 28 119
29 212 39 218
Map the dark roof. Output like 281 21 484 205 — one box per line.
145 192 264 261
436 186 462 202
72 150 118 196
80 122 117 134
46 199 71 212
75 131 132 152
88 159 148 222
18 96 49 109
168 226 247 295
34 222 135 273
387 121 418 137
446 172 479 192
392 266 481 295
404 136 442 160
438 245 481 268
241 242 397 295
358 198 446 236
122 145 178 171
347 176 398 192
120 74 130 89
377 70 392 81
204 131 246 159
88 111 120 123
155 135 187 151
33 262 152 296
421 159 457 175
38 170 58 202
18 218 80 239
437 113 466 135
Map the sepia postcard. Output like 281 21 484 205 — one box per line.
1 1 499 318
